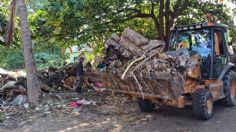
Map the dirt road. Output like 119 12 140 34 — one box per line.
128 105 236 132
1 97 236 132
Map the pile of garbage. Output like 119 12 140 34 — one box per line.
102 28 189 79
0 65 78 107
0 91 100 128
84 28 192 99
0 28 192 105
37 65 78 92
0 72 27 105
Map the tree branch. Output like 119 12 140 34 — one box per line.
129 9 153 19
158 0 164 40
171 0 191 19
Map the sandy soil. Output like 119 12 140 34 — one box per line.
1 94 236 132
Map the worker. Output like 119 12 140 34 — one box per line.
75 57 84 94
205 11 220 55
192 34 210 57
177 40 188 49
206 11 216 26
176 37 189 49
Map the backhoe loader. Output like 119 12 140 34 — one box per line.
86 22 236 120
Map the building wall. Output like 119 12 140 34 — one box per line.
69 52 79 63
69 51 96 66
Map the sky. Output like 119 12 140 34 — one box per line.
224 1 236 8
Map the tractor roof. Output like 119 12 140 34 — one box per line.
172 22 229 31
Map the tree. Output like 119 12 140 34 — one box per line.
127 0 193 42
18 0 41 105
34 0 234 45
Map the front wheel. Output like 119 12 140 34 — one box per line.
137 98 155 112
223 70 236 106
192 89 213 120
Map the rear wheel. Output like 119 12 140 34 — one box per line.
192 89 213 120
223 70 236 106
137 98 155 112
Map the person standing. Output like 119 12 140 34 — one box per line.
75 57 84 93
206 11 215 26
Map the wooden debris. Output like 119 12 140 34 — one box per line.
110 33 120 42
122 28 148 46
85 28 191 100
141 40 165 51
119 36 142 56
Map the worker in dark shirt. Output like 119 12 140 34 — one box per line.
75 57 84 93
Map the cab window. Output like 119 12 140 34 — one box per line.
169 29 211 57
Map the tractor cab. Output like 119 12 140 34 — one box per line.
168 22 234 79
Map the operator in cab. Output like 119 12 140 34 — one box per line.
192 34 210 57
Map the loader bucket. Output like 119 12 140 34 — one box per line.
85 71 184 100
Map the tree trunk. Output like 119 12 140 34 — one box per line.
153 18 159 39
165 0 170 43
5 0 17 46
18 0 41 105
158 0 164 41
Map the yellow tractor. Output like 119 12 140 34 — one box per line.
86 22 236 120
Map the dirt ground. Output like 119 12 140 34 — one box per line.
1 93 236 132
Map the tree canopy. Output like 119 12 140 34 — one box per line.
0 0 236 69
25 0 236 45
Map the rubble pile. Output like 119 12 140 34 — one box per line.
37 65 77 92
104 28 189 79
0 73 27 104
0 65 80 107
81 28 192 99
0 28 191 106
0 28 191 129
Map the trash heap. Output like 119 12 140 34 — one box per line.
0 28 191 107
0 65 76 107
0 73 27 104
37 65 78 92
103 28 190 79
83 28 192 99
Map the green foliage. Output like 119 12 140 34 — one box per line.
0 111 5 123
0 45 67 70
0 47 24 70
175 2 236 44
0 13 7 44
28 0 236 45
0 0 21 47
1 0 236 71
0 3 8 45
175 2 230 25
28 0 132 47
34 52 66 69
33 42 67 69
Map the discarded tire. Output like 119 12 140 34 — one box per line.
223 70 236 106
137 98 155 112
192 89 213 120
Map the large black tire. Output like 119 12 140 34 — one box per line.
137 99 155 112
223 70 236 106
192 89 213 120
